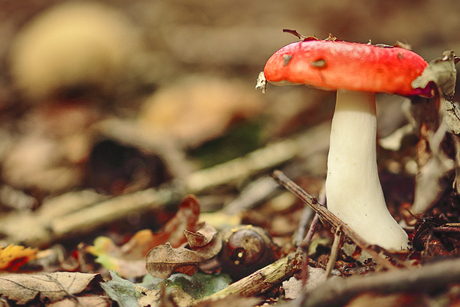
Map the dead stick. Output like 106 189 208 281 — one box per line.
326 226 342 278
271 170 397 270
302 257 460 307
197 253 302 304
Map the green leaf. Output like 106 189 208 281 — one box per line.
100 271 142 307
163 272 232 300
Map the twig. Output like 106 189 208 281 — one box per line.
196 253 302 304
0 121 331 247
302 257 460 307
222 176 280 215
294 206 315 247
271 170 398 270
298 187 325 248
325 226 342 278
296 189 324 307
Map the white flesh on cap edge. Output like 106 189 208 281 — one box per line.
325 89 409 251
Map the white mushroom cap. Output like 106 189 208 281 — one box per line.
9 1 141 100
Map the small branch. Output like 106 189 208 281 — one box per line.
302 257 460 307
197 253 302 304
294 206 315 247
0 122 331 248
325 226 342 278
298 187 325 249
271 170 399 270
222 176 280 215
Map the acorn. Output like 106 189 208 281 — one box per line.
219 225 281 280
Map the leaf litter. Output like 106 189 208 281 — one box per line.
1 3 460 306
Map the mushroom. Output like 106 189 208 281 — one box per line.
9 1 141 101
257 37 432 250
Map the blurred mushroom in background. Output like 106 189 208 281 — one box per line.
2 1 150 194
8 1 142 102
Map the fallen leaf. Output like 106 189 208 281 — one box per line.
347 292 426 307
86 236 148 278
48 295 111 307
184 222 217 248
0 244 38 271
0 272 101 304
282 267 327 300
163 272 231 300
411 50 457 99
146 223 222 279
137 288 160 307
194 295 261 307
158 195 201 248
101 271 144 307
138 76 263 148
409 51 459 213
85 195 202 278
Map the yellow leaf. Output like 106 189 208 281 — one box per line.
0 244 38 270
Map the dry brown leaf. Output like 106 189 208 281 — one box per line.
184 222 217 248
48 295 111 307
85 195 202 278
282 267 327 300
127 194 201 252
159 195 201 248
146 223 222 279
194 294 261 307
0 272 101 304
0 244 38 271
347 292 426 307
410 51 459 213
138 76 263 148
411 50 457 99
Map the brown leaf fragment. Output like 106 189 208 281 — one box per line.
0 272 101 304
146 230 222 279
184 222 217 248
146 243 200 279
84 195 204 279
347 292 427 307
411 50 457 99
48 295 111 307
149 194 201 248
282 267 327 300
195 294 261 307
138 76 263 148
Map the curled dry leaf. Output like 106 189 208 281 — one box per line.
146 223 222 279
410 51 459 213
184 222 217 248
411 50 457 99
85 195 201 278
160 194 201 248
0 272 101 304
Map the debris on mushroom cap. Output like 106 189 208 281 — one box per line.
263 39 433 97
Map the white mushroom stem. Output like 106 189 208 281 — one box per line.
325 89 409 250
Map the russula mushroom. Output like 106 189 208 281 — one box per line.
257 37 431 250
9 1 140 101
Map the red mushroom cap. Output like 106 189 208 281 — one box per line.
264 39 431 97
